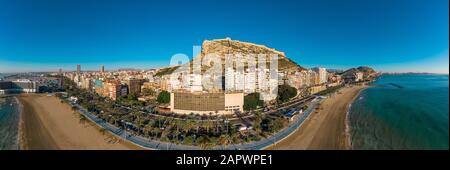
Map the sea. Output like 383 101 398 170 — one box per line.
0 96 20 150
349 73 449 150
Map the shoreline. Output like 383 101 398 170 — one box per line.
17 93 141 150
15 96 25 150
18 94 60 149
269 84 368 150
344 85 369 149
0 94 21 150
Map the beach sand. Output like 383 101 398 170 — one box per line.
268 84 367 150
18 94 142 150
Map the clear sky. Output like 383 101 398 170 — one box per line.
0 0 448 73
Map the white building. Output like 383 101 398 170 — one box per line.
225 67 235 91
355 72 364 82
189 74 203 92
245 71 256 93
313 67 328 84
235 71 245 91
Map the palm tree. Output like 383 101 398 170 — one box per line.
150 126 161 138
253 113 263 135
196 120 200 133
171 119 181 142
157 117 165 128
173 129 181 144
99 127 106 136
214 111 220 134
181 119 193 134
133 111 144 134
198 136 212 149
142 124 151 137
160 127 169 141
231 132 241 144
217 134 231 149
79 115 86 124
71 106 77 114
204 120 214 134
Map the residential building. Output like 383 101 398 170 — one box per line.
170 92 244 115
127 78 142 95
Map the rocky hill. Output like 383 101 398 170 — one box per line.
190 38 304 73
155 38 305 76
356 66 377 77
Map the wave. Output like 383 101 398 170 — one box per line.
388 83 404 89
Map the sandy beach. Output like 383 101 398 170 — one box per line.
269 84 367 150
18 94 141 150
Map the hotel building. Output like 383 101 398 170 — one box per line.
312 67 328 84
170 92 244 115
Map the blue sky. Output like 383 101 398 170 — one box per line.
0 0 448 73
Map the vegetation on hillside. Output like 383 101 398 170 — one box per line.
154 66 180 77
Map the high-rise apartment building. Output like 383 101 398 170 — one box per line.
127 78 142 95
103 80 122 100
313 67 328 84
76 64 81 75
225 67 235 91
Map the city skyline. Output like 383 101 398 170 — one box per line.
0 0 449 73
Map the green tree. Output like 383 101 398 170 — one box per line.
253 113 263 134
277 84 297 102
183 135 195 145
268 118 285 133
156 90 170 104
244 93 264 111
79 115 86 124
118 93 144 106
197 135 212 149
142 88 156 96
217 134 232 147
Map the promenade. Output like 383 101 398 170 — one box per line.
70 98 321 150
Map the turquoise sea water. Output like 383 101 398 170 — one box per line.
0 96 19 150
349 74 449 150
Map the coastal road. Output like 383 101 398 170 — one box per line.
269 85 366 150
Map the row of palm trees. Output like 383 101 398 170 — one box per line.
61 77 285 148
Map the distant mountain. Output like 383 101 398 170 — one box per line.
327 68 345 74
154 66 179 77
